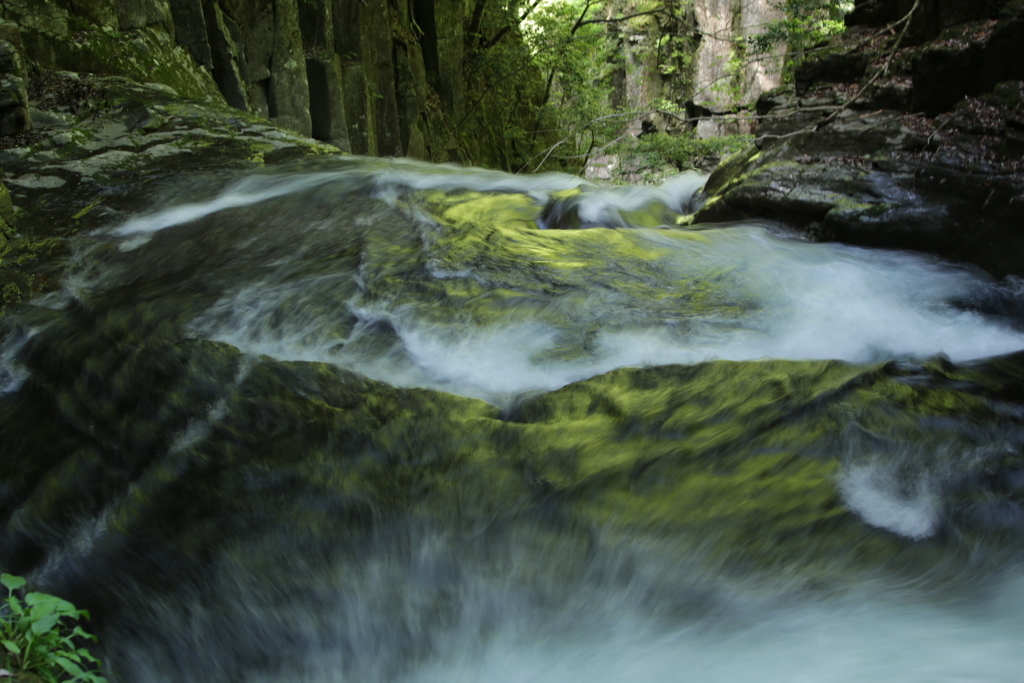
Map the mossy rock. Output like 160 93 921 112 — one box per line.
0 182 13 256
701 143 759 198
3 302 1021 593
31 24 222 103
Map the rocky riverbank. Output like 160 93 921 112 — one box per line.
0 70 337 307
694 0 1024 278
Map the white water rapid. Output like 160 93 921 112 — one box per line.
3 158 1024 683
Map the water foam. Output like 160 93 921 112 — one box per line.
109 157 591 246
0 326 38 394
571 171 708 223
390 227 1024 401
186 223 1024 405
840 465 941 540
87 161 1024 404
398 591 1024 683
100 517 1024 683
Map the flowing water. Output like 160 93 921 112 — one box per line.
2 156 1024 682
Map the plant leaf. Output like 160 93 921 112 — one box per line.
25 593 76 615
0 639 20 655
30 614 61 635
71 626 96 641
6 596 22 615
48 654 85 679
25 598 57 621
0 575 25 592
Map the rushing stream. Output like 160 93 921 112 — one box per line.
2 156 1024 682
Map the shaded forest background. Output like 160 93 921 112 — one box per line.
1 0 856 176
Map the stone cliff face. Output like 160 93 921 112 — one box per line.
0 0 540 166
691 0 783 136
598 0 783 141
694 0 1024 278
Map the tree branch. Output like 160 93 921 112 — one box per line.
574 8 674 30
479 0 547 50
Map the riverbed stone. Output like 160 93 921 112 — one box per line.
0 71 338 307
6 174 67 189
29 107 73 130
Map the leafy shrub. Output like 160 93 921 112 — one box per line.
749 0 852 78
0 574 107 683
614 131 753 173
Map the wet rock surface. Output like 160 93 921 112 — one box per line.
0 71 338 306
1 7 1024 681
2 152 1024 680
695 4 1024 278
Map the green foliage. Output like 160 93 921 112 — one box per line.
655 28 698 83
460 0 553 169
524 0 620 141
471 0 847 171
749 0 851 72
0 574 107 683
615 131 753 171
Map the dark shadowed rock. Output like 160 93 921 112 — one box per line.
0 182 13 256
168 0 213 69
0 27 30 137
696 2 1024 278
306 55 351 151
204 0 249 111
795 52 870 96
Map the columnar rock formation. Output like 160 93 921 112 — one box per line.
600 0 784 140
0 0 537 165
692 0 784 136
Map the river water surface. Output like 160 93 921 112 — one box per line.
2 157 1024 682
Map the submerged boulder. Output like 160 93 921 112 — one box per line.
0 30 1022 677
3 299 1024 648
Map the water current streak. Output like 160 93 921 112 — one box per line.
2 157 1024 682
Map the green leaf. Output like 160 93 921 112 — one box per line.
25 593 76 615
49 654 85 678
6 595 23 615
1 639 21 655
26 598 58 621
0 574 25 591
71 626 96 640
30 614 61 635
